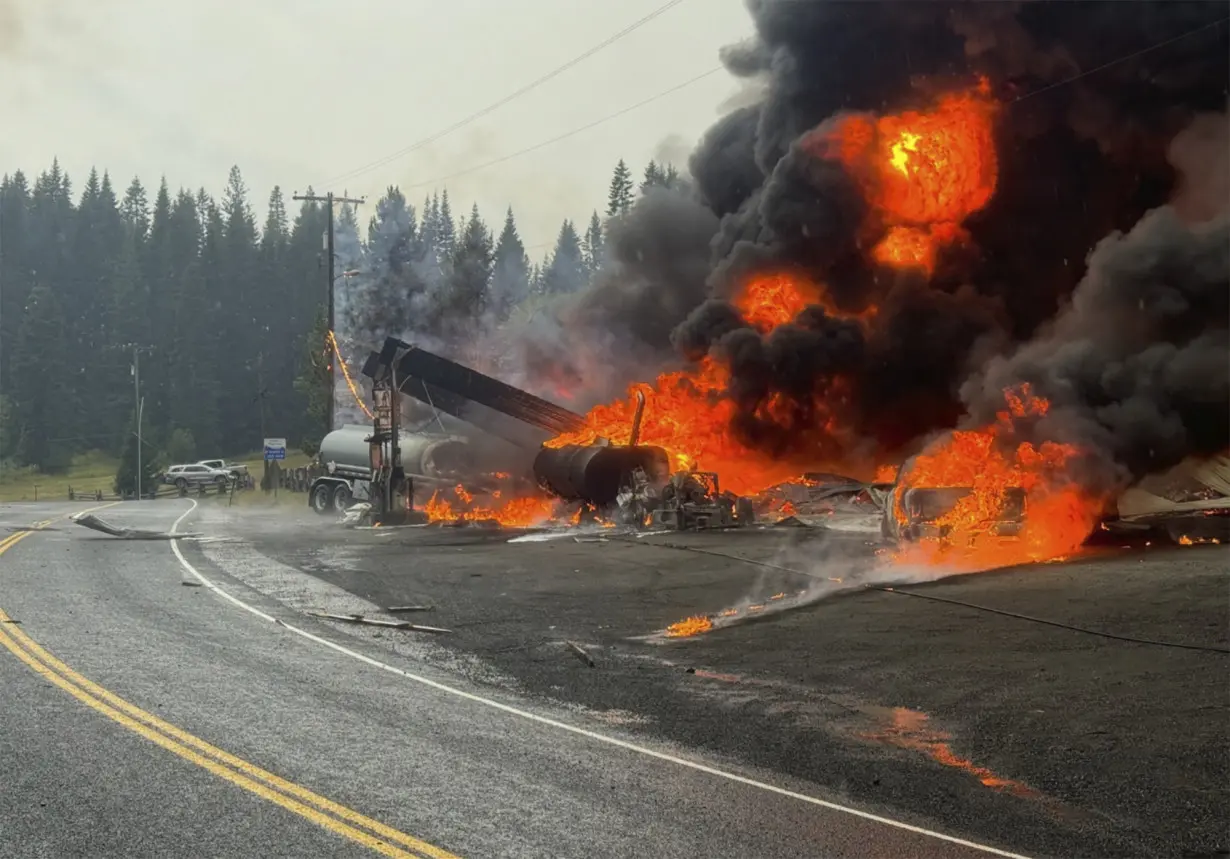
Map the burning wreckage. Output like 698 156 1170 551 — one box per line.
309 337 761 530
310 336 1230 549
314 2 1229 564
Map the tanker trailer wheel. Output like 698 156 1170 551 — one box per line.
331 483 353 513
310 482 334 514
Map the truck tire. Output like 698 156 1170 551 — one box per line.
331 483 353 513
310 482 334 515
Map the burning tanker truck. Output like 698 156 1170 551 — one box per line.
309 337 755 529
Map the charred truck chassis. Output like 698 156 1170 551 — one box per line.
649 471 756 530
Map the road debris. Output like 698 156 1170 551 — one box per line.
565 640 596 667
71 513 200 541
386 605 434 613
306 611 452 634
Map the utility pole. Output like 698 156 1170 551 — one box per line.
292 190 365 434
0 198 4 486
132 345 142 501
118 342 150 500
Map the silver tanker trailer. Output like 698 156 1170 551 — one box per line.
308 425 475 514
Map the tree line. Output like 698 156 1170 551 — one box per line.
0 156 681 478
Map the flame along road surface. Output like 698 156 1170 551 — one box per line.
0 501 1026 859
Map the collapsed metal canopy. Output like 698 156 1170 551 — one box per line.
363 339 588 449
393 343 587 437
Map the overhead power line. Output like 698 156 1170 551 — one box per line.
403 66 723 192
1011 14 1229 104
323 0 689 187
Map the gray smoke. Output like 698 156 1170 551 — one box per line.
962 109 1230 490
509 188 719 406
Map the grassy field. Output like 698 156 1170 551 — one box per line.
0 449 316 503
0 451 121 502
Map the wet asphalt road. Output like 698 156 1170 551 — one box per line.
0 500 1020 859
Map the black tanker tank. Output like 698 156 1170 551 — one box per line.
532 444 671 507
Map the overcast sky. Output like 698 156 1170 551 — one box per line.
0 0 754 254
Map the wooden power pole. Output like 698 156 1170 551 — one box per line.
292 191 365 434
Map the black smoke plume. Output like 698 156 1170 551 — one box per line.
962 109 1230 490
529 0 1228 485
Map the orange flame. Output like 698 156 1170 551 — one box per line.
665 615 713 638
545 273 874 496
894 384 1103 571
828 81 997 275
423 488 555 528
874 464 899 483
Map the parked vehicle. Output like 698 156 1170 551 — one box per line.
162 463 233 490
197 459 250 479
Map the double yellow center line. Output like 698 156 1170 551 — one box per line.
0 520 458 859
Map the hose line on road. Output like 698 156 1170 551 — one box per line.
871 586 1230 655
628 537 1230 655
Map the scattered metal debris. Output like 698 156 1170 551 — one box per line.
566 640 595 667
71 513 200 540
306 611 452 634
386 604 434 613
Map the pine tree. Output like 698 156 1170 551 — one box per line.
293 305 331 454
437 189 456 258
218 166 261 445
353 186 423 345
446 203 494 325
582 210 604 275
528 262 544 297
490 207 531 321
606 160 634 217
640 160 663 195
639 160 680 196
542 220 587 295
114 417 161 497
12 283 72 472
120 176 150 240
0 172 33 407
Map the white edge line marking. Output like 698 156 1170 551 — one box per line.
169 499 1032 859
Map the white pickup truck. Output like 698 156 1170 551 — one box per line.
197 459 250 479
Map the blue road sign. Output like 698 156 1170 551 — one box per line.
263 438 287 461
